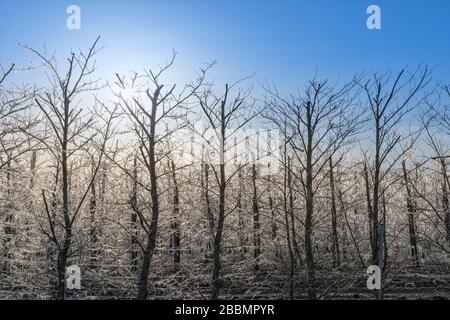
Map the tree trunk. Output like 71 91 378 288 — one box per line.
130 156 139 273
237 167 245 260
305 102 317 300
170 160 181 269
283 147 295 300
363 161 375 261
210 102 226 300
287 157 302 267
402 160 419 266
329 157 341 268
252 163 261 271
56 98 72 300
25 150 37 247
202 162 214 261
211 162 225 300
89 159 98 268
137 96 160 300
373 113 384 300
268 173 277 240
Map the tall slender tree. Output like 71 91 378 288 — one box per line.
265 78 361 299
356 66 431 299
24 37 115 299
114 53 209 299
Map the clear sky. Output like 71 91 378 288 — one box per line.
1 0 449 91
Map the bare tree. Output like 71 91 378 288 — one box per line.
265 77 361 299
194 80 258 300
251 163 261 271
356 66 431 299
23 37 116 299
329 156 341 268
168 157 181 270
114 53 209 299
401 159 420 266
130 155 140 273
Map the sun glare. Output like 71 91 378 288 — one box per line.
120 86 137 100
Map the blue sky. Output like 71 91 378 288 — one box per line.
1 0 449 91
